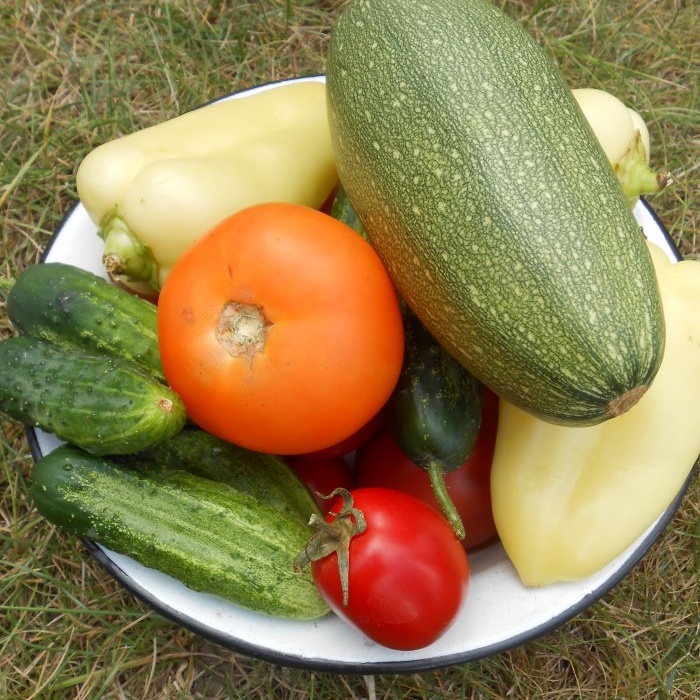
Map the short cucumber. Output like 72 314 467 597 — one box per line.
31 444 329 620
386 309 483 539
327 0 665 425
7 262 164 381
122 427 321 521
0 336 185 454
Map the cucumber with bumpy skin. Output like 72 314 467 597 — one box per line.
123 427 321 521
327 0 665 426
7 262 164 381
31 444 328 620
0 336 185 454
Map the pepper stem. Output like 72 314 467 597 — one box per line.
615 130 672 205
426 458 465 540
98 206 161 292
293 487 366 607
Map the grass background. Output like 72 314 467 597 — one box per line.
1 0 698 697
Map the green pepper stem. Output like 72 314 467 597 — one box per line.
426 458 465 540
615 131 672 205
98 206 161 292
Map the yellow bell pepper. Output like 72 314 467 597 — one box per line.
76 80 338 294
491 241 700 586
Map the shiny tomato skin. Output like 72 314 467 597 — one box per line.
285 455 354 514
354 388 499 550
157 203 404 455
312 487 469 650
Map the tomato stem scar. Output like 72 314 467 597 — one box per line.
215 301 273 363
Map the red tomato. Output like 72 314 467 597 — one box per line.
157 203 404 455
354 388 499 550
311 488 469 650
286 455 354 513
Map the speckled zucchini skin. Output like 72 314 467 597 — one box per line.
7 262 164 381
0 336 185 454
326 0 665 425
32 444 329 620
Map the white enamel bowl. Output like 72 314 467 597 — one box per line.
26 76 692 673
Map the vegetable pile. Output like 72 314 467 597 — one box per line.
1 0 698 653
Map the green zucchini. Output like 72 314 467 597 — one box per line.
122 427 320 521
0 336 185 454
7 262 164 381
31 444 328 620
386 310 483 539
327 0 665 426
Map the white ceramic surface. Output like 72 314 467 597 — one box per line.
27 77 689 673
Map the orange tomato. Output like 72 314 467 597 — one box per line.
157 202 404 455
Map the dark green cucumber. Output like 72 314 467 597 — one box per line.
122 427 321 521
386 310 483 539
7 262 164 381
330 183 366 237
31 444 328 620
0 336 185 454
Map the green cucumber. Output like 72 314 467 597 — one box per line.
0 336 185 454
386 310 483 539
7 262 164 381
31 444 328 620
326 0 665 426
122 427 320 521
330 183 365 237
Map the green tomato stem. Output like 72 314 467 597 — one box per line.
98 206 161 292
426 458 465 540
293 487 366 607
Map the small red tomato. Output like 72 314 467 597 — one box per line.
354 388 499 550
308 487 469 650
286 455 354 513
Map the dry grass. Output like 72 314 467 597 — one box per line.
1 1 698 698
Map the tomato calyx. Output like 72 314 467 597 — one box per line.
215 301 273 363
294 488 366 606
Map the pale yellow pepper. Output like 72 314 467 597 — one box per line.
76 80 338 294
491 242 700 586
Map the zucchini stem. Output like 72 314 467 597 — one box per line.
426 458 465 540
